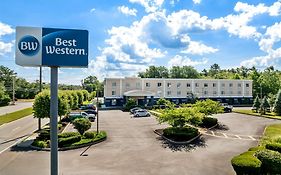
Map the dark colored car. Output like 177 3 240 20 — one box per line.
84 109 97 115
79 104 96 110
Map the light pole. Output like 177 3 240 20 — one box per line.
38 66 42 130
12 74 16 105
96 88 99 134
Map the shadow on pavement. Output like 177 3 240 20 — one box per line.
213 123 229 131
157 136 207 152
9 144 36 152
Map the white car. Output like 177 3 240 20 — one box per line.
133 109 150 117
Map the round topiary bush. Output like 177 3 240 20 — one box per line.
163 127 199 142
231 151 261 175
73 118 91 135
84 131 96 139
255 149 281 174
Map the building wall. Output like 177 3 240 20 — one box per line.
104 77 253 99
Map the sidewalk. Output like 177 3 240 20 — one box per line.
0 102 33 116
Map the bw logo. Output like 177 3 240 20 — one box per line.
18 35 40 56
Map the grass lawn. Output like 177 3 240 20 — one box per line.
233 109 281 120
260 124 281 145
0 107 33 126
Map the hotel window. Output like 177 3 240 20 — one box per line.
204 83 208 87
195 83 199 87
112 91 116 96
145 82 150 87
112 82 117 87
213 91 217 95
167 82 172 88
221 83 225 87
126 83 130 88
157 82 162 87
204 91 208 95
177 83 181 88
136 82 141 88
187 83 191 87
238 83 242 88
238 91 242 95
246 83 249 87
111 99 117 106
177 91 181 96
213 83 216 87
229 83 233 87
167 91 172 96
221 91 225 95
157 91 162 97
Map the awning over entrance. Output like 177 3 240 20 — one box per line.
124 90 155 97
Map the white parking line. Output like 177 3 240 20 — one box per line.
235 135 242 139
222 133 228 138
248 136 256 140
211 131 215 136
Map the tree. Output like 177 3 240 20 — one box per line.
252 96 261 113
257 68 281 97
209 63 221 77
268 93 276 111
0 82 10 106
170 66 182 78
181 66 200 78
274 90 281 115
73 118 91 135
156 98 175 109
124 98 137 110
260 96 270 115
193 99 224 116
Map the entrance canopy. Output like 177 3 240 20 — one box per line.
124 90 155 97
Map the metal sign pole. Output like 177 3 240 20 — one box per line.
50 67 58 175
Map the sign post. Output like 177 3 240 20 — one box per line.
15 26 89 175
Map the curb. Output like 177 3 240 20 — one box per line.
29 137 107 151
154 129 202 145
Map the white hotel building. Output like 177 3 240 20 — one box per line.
103 77 253 107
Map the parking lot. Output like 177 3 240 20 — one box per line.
0 110 280 175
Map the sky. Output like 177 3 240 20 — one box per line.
0 0 281 85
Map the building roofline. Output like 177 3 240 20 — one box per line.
104 77 253 81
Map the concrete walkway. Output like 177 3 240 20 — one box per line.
0 102 33 116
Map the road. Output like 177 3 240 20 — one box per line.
0 102 33 116
0 115 49 154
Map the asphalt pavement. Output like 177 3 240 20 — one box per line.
0 111 280 175
0 102 33 116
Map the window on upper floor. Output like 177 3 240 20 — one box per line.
238 83 242 88
167 91 172 96
195 83 199 87
187 83 191 87
167 82 172 88
177 83 181 88
246 83 249 87
229 83 233 87
204 83 208 87
125 83 130 88
112 82 117 87
221 83 225 87
157 82 162 87
145 82 150 87
213 83 216 87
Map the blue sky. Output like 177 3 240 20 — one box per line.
0 0 281 85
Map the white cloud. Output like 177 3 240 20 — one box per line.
129 0 164 13
259 22 281 53
118 6 137 16
193 0 201 4
90 8 96 13
0 22 14 37
181 41 218 55
0 41 13 55
168 55 208 67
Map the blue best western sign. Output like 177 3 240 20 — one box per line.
16 26 88 67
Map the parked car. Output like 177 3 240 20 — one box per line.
130 107 142 114
68 112 95 122
220 103 233 112
133 109 150 117
84 109 97 115
79 104 96 110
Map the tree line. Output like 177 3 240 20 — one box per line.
138 64 281 98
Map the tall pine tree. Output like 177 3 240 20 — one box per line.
274 90 281 115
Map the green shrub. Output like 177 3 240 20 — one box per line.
273 136 281 144
73 118 91 135
84 131 96 139
124 98 137 111
32 140 48 148
255 149 281 174
0 93 10 106
163 127 199 142
200 117 218 128
266 143 281 153
58 135 81 147
38 129 50 140
71 139 93 146
248 146 264 152
231 151 261 175
58 132 80 138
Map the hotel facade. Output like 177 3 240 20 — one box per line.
103 77 253 107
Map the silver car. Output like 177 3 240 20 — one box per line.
133 109 150 117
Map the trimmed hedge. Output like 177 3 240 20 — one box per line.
266 143 281 153
200 117 218 128
255 149 281 174
32 140 48 148
163 127 199 142
58 132 80 138
231 151 261 175
58 135 81 148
